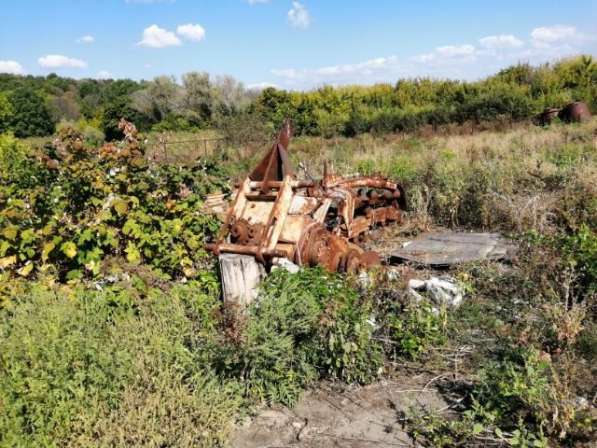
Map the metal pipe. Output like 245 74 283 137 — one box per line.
205 242 287 258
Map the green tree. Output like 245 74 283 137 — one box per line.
102 97 152 140
180 71 215 127
0 92 13 133
8 88 55 137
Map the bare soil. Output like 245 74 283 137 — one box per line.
231 375 448 448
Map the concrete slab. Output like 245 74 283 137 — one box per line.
390 232 516 267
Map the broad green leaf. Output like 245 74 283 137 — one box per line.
42 241 56 262
66 269 82 281
112 198 129 216
84 259 101 275
2 225 18 241
125 242 141 265
61 241 78 259
17 262 34 277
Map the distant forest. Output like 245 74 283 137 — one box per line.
0 55 594 140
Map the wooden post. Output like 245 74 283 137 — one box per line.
219 254 266 306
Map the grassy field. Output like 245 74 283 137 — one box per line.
1 119 595 447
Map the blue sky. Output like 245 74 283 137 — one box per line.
1 0 596 89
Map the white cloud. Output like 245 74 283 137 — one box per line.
176 23 205 42
272 56 402 85
38 54 87 69
0 60 25 75
247 81 279 90
269 24 596 89
138 24 181 48
412 53 435 64
412 44 477 66
435 44 476 58
531 25 577 48
288 1 311 29
247 0 270 4
76 35 95 44
96 70 112 79
479 34 523 49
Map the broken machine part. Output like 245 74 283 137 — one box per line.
206 120 407 275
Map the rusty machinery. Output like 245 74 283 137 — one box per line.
206 121 406 273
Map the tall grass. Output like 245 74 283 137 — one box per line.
287 119 596 234
0 281 240 448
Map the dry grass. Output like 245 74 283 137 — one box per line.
286 119 597 234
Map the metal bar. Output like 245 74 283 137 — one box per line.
205 242 286 258
246 180 315 189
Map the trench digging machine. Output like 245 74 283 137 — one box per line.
206 121 406 302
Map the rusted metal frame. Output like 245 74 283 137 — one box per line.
333 177 399 191
349 216 371 239
312 197 332 223
295 221 321 265
263 176 295 253
212 177 252 251
206 120 407 275
206 242 286 258
246 194 278 202
246 180 315 190
344 193 357 238
249 120 294 188
260 143 281 194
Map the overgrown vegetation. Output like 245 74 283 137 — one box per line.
0 279 241 448
0 123 229 292
0 56 595 139
0 107 595 445
210 268 383 405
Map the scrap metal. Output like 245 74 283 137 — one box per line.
535 101 592 126
207 120 406 273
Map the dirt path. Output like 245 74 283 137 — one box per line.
231 376 447 448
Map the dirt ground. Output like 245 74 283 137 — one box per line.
231 375 449 448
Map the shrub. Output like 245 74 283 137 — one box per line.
212 268 383 405
406 347 585 447
473 347 553 429
0 126 226 285
57 119 105 147
388 302 448 360
558 224 597 294
344 108 371 137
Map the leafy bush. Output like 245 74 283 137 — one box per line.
473 348 553 429
389 302 447 360
0 125 227 286
212 268 383 405
57 119 105 147
406 347 591 447
558 224 597 294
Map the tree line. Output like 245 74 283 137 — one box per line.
0 55 594 140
